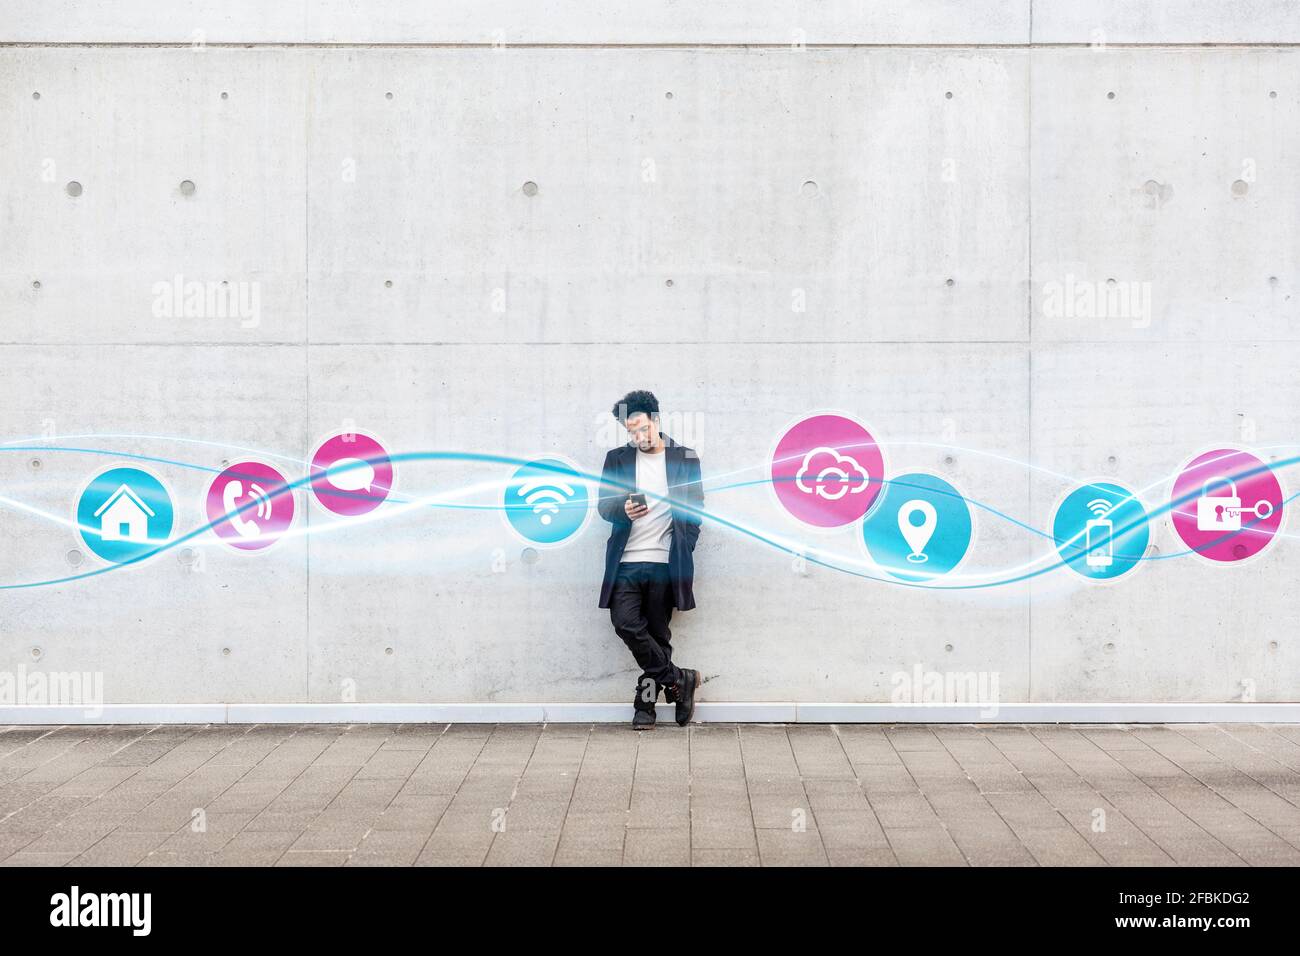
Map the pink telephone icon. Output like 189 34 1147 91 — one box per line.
222 480 273 539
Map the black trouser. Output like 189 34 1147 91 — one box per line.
609 561 683 712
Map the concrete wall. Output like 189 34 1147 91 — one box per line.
2 3 1298 710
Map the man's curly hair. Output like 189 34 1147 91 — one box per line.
611 389 660 423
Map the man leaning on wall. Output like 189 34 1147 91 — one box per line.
596 391 705 730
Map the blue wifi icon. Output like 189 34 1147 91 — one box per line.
503 458 590 545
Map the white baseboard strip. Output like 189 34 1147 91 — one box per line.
1 701 1298 725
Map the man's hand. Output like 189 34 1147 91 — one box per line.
624 497 648 520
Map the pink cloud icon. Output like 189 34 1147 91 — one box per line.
772 414 884 528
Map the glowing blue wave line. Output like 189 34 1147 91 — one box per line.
0 445 1290 581
8 441 1265 578
8 431 1295 522
14 431 1296 504
0 446 1295 592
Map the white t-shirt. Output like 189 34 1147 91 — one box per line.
621 448 673 564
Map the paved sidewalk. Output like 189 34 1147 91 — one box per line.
2 722 1300 866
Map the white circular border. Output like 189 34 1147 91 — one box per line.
1047 476 1151 586
856 469 978 586
765 407 890 538
200 458 299 556
306 429 399 518
71 462 177 568
1165 444 1286 569
499 453 594 550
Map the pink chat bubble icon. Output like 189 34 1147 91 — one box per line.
310 432 393 516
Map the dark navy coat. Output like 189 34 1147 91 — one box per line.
596 433 704 611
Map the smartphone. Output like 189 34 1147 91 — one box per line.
1085 518 1113 569
628 493 647 509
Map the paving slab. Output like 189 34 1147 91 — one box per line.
2 723 1298 865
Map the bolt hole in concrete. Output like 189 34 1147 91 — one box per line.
665 278 674 287
1231 179 1249 196
1107 91 1116 99
945 278 955 287
945 90 953 99
521 547 540 565
66 549 84 566
385 279 393 288
1142 179 1174 206
1270 641 1280 650
801 180 819 197
32 280 41 289
386 91 393 100
1107 455 1117 465
177 547 197 566
66 181 82 197
29 458 41 469
1270 275 1279 285
1270 90 1278 98
385 647 394 655
522 180 538 196
1104 643 1116 652
1106 277 1116 286
944 455 955 466
221 91 228 99
944 643 953 652
1233 544 1248 558
222 647 231 656
665 91 673 99
31 647 42 659
32 91 40 99
180 179 196 196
